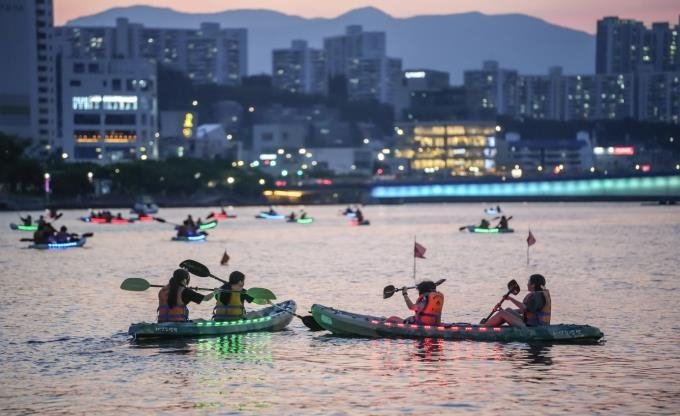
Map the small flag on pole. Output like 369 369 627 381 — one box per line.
414 242 427 259
221 250 230 266
527 230 536 246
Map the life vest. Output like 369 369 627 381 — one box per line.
157 286 189 322
213 290 245 321
412 291 444 325
523 290 551 326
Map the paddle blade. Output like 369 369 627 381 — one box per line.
82 232 94 238
121 278 151 291
251 298 269 305
383 285 397 299
435 278 446 286
301 315 325 331
153 217 166 223
179 259 211 277
508 279 520 295
246 287 276 301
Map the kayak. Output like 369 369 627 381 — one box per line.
128 300 296 340
343 212 357 218
310 304 604 344
288 218 314 224
80 217 133 224
210 213 237 219
466 226 514 233
10 223 38 231
484 208 500 215
255 213 285 220
172 234 207 242
29 237 87 250
198 220 217 230
350 219 371 226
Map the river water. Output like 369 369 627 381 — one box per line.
1 203 678 415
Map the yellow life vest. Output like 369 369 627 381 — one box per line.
213 290 245 321
414 291 444 325
523 290 551 326
157 286 189 322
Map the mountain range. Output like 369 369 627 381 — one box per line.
67 6 595 84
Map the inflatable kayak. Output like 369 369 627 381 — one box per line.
171 234 207 242
255 213 285 220
484 208 500 215
10 223 38 231
310 304 604 344
198 220 217 230
350 219 371 226
80 217 133 224
128 300 296 340
210 213 237 219
287 217 314 224
466 226 514 233
136 215 154 222
29 237 87 250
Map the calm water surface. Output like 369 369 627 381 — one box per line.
1 203 679 415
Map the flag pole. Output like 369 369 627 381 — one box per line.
527 244 530 266
413 236 417 281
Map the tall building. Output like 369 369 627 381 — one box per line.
323 25 402 105
517 67 564 120
272 40 325 94
54 18 247 86
0 0 56 155
464 61 519 118
596 16 680 74
636 71 680 124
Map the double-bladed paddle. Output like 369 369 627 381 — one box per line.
120 277 272 302
178 259 324 331
383 278 446 299
479 279 521 324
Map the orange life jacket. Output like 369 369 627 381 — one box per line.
213 290 245 321
413 291 444 325
157 286 189 322
523 290 551 326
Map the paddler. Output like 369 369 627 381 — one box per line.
157 269 214 322
483 274 551 327
212 271 255 321
387 280 444 325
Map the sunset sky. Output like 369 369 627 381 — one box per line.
55 0 679 33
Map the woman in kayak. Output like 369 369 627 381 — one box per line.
387 280 444 325
495 215 511 230
158 269 213 322
213 271 255 321
483 274 551 327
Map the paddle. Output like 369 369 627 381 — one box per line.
265 300 324 331
458 225 471 231
383 278 446 299
479 279 521 324
20 232 93 242
153 217 182 227
120 277 269 300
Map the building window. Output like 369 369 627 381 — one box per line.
105 114 136 124
73 63 85 73
69 80 81 87
74 114 100 124
112 79 121 91
88 63 99 73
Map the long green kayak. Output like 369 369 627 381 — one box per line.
10 223 38 231
310 304 603 344
128 300 296 340
466 226 514 233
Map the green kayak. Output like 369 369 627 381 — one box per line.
10 223 38 231
128 300 296 340
310 304 603 344
466 226 514 233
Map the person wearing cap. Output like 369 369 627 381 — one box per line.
157 269 213 323
386 280 445 325
483 274 551 327
213 271 255 321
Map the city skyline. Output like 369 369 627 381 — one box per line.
55 0 679 33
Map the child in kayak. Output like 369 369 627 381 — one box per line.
213 271 255 321
387 280 444 325
157 269 213 322
483 274 551 327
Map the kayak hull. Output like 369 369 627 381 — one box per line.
129 300 296 340
466 226 514 233
81 217 133 224
171 234 207 242
288 218 314 224
211 213 237 219
310 304 604 344
350 220 370 226
29 237 87 250
198 220 218 230
255 213 285 219
10 223 38 231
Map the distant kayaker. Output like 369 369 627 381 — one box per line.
355 208 364 222
267 206 277 215
300 210 308 220
213 271 255 321
495 215 510 230
20 214 32 226
478 219 491 229
157 269 213 323
387 280 444 325
185 215 196 228
483 274 551 327
343 206 354 215
288 211 297 221
55 225 71 243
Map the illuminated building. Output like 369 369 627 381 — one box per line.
59 58 158 162
272 40 326 94
464 61 519 118
395 122 498 176
0 0 56 155
517 67 564 120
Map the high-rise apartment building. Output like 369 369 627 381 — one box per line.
464 61 519 118
0 0 56 155
272 40 325 94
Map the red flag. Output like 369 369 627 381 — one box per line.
527 230 536 247
221 250 230 265
414 242 426 259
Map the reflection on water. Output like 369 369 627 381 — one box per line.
196 332 272 362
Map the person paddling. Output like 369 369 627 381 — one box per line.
495 215 511 230
387 280 444 325
157 269 214 323
20 214 33 226
213 271 255 321
483 274 551 327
